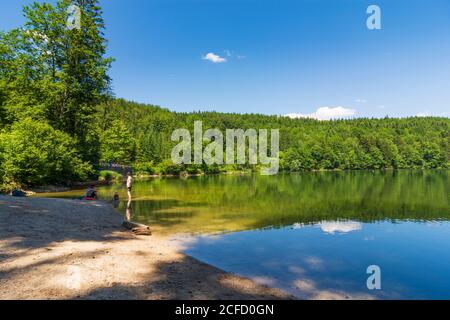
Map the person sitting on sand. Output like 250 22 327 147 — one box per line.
85 185 98 200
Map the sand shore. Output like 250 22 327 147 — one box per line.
0 196 292 300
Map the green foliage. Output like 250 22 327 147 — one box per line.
99 119 135 164
97 100 450 173
0 118 92 190
0 0 448 191
133 162 156 175
0 0 112 163
98 170 122 182
0 0 111 189
156 159 183 175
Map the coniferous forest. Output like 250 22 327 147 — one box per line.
0 0 449 191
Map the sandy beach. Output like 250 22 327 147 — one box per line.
0 195 292 300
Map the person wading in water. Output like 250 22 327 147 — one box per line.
126 172 133 201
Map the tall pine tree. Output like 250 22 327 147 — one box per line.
0 0 112 162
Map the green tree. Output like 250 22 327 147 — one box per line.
99 120 135 164
0 118 92 189
0 0 112 162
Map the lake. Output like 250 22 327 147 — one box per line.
39 170 450 299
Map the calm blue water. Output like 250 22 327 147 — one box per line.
184 221 450 299
41 171 450 299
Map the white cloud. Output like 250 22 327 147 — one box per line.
202 52 227 63
416 111 431 117
416 111 450 117
355 99 367 103
319 221 362 235
285 106 356 121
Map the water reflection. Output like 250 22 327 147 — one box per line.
35 171 450 298
318 221 363 234
125 200 133 222
38 170 450 235
183 220 450 300
113 192 120 209
292 221 363 234
98 170 450 235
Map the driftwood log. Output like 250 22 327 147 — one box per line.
122 220 152 236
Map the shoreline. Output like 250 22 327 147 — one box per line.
0 195 293 300
17 168 447 195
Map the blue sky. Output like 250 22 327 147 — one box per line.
1 0 450 118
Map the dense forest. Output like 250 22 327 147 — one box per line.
0 0 449 191
99 99 450 173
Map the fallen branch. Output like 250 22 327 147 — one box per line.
122 220 152 236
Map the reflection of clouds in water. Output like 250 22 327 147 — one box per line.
291 278 375 300
293 279 315 292
288 265 306 275
426 221 444 228
319 221 362 234
291 221 362 234
304 257 323 270
292 223 305 229
175 233 239 251
251 276 277 287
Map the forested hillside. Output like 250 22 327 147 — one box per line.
98 99 450 174
0 0 449 191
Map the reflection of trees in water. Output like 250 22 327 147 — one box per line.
101 171 450 233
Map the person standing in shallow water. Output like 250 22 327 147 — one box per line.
126 172 133 201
